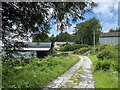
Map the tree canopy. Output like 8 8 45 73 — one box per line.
32 33 50 42
2 2 96 50
55 32 74 42
74 17 101 45
109 28 120 32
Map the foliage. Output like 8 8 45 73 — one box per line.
96 45 118 60
50 34 56 42
55 32 74 42
2 57 31 68
78 47 92 54
97 49 114 60
74 17 101 45
73 46 92 54
2 55 79 88
89 55 118 88
88 44 119 88
2 2 96 50
109 28 120 32
95 45 106 52
32 33 50 42
90 44 119 73
94 60 115 71
60 44 73 51
88 55 118 71
60 44 89 51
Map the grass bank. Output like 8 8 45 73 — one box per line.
94 70 118 88
2 55 79 88
88 55 118 88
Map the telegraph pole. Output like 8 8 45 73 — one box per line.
93 29 95 53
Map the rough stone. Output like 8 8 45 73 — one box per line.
44 56 95 89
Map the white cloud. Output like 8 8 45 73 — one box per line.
93 0 119 20
101 22 118 32
66 25 76 34
93 0 119 32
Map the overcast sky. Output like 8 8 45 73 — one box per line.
49 0 120 36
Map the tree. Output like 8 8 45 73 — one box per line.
50 34 56 42
2 2 96 50
55 32 73 42
109 28 120 32
74 17 101 45
109 29 115 32
32 33 50 42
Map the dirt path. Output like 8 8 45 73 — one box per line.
44 56 95 88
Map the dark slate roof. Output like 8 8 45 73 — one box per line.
55 42 74 45
100 32 120 37
27 42 52 48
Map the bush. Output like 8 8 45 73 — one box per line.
60 44 89 51
95 45 107 52
95 60 111 71
60 44 72 51
73 49 79 54
89 55 118 72
2 57 36 68
73 46 92 54
114 43 120 51
97 49 114 60
79 47 92 54
110 61 119 71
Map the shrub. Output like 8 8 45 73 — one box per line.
73 46 92 54
73 49 79 54
2 57 36 68
79 47 92 54
97 49 114 60
60 44 71 51
89 55 118 72
79 47 89 54
60 44 89 51
94 60 111 71
95 45 107 52
110 61 119 71
114 43 120 51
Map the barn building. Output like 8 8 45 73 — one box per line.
5 42 52 58
23 42 52 58
99 32 120 44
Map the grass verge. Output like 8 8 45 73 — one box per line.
88 55 118 88
94 70 118 88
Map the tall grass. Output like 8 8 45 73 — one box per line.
2 55 79 88
89 55 118 88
